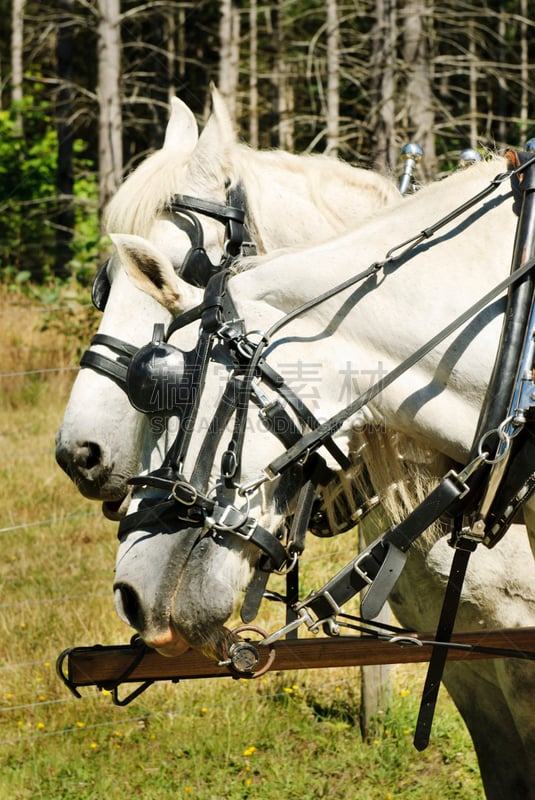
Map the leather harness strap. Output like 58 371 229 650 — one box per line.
413 540 474 751
80 334 139 388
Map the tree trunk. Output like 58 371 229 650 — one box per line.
164 8 176 105
97 0 122 219
403 0 436 179
468 21 478 150
11 0 25 135
325 0 340 156
274 0 293 150
249 0 258 148
519 0 528 143
177 4 186 84
370 0 397 174
219 0 240 122
55 0 75 278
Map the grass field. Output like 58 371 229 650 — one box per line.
0 285 484 799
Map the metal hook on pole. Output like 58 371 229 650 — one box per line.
399 143 424 195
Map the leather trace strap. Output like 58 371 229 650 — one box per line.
413 539 474 750
261 455 486 647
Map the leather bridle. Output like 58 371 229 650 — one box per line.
80 184 255 389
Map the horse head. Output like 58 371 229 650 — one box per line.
55 88 254 514
112 328 298 659
56 87 400 515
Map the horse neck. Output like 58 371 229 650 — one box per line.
233 145 399 253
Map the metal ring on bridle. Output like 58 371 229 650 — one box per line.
236 329 269 360
273 551 298 576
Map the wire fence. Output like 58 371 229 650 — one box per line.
0 314 415 757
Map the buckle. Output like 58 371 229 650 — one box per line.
171 481 198 506
206 503 253 536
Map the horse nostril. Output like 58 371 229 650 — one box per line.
73 441 102 471
114 584 142 629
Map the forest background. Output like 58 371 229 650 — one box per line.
0 7 533 794
1 0 534 287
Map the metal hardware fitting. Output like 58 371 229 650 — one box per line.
238 472 271 496
259 604 318 646
217 625 276 677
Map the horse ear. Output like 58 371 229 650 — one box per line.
109 233 203 315
190 83 236 177
209 83 236 136
162 97 199 157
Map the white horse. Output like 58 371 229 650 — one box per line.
55 87 400 516
109 156 535 800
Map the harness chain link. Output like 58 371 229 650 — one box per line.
86 157 535 708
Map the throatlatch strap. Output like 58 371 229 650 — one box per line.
413 541 474 750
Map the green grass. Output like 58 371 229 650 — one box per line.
0 291 484 799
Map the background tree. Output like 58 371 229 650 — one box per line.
97 0 122 216
11 0 25 134
325 0 340 156
1 0 534 283
55 0 75 277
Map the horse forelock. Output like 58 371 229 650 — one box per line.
104 136 403 251
105 148 193 238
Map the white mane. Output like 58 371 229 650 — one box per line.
104 137 400 245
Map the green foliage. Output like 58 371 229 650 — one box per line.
0 98 59 283
0 100 100 288
2 0 534 286
68 140 100 286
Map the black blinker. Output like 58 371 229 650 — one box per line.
91 260 111 312
126 324 189 414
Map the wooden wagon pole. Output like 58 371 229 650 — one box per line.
59 627 535 695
